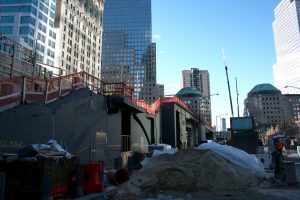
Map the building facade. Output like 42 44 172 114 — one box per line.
0 0 104 77
176 87 212 124
181 68 211 124
284 94 300 121
273 0 300 94
182 68 210 97
244 84 294 130
101 0 160 102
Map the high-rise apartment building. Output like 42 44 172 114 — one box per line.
181 68 212 124
0 0 104 77
101 0 160 102
273 0 300 94
182 68 210 97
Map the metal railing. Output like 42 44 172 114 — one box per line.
0 69 209 129
121 135 130 152
0 72 85 112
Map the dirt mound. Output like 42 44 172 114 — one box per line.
109 149 264 200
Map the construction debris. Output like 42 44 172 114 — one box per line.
107 148 265 200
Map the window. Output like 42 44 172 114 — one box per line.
38 22 46 33
49 30 56 39
50 3 56 11
49 19 54 27
37 32 46 43
22 37 34 47
0 26 13 34
41 0 49 6
20 16 35 25
47 49 55 58
38 12 48 23
47 59 54 66
19 26 34 36
39 2 49 14
0 16 14 23
50 11 55 19
36 43 45 53
48 39 55 48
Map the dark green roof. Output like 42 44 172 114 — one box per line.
176 87 202 97
248 84 281 97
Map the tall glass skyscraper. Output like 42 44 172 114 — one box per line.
273 0 300 94
102 0 159 102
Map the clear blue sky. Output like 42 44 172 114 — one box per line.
152 0 281 128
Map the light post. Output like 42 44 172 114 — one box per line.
198 93 219 142
284 85 300 90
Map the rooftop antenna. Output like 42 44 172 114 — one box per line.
235 77 240 117
221 48 234 117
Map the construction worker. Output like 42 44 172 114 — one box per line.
273 139 284 178
275 139 284 155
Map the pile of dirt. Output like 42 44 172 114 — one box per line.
108 149 264 200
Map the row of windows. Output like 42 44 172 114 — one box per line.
0 0 38 6
0 15 36 27
0 6 37 15
0 16 13 23
262 97 279 101
0 26 12 34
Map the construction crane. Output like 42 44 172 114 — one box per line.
221 48 234 117
236 77 240 117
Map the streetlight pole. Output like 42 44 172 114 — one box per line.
285 85 300 90
198 93 219 142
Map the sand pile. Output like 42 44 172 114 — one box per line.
108 149 264 200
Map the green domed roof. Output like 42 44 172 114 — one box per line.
176 87 202 97
248 83 281 97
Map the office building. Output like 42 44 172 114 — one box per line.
0 0 104 77
182 68 210 97
284 94 300 120
244 84 293 130
102 0 160 102
273 0 300 93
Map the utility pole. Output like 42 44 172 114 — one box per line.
32 39 37 77
222 48 234 117
10 44 15 78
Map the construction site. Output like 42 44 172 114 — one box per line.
0 34 300 200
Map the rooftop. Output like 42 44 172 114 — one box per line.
176 87 202 97
248 83 281 97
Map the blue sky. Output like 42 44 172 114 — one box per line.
152 0 281 128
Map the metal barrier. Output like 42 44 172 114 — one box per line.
121 135 130 152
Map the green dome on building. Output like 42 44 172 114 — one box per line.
176 87 202 97
248 83 281 97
